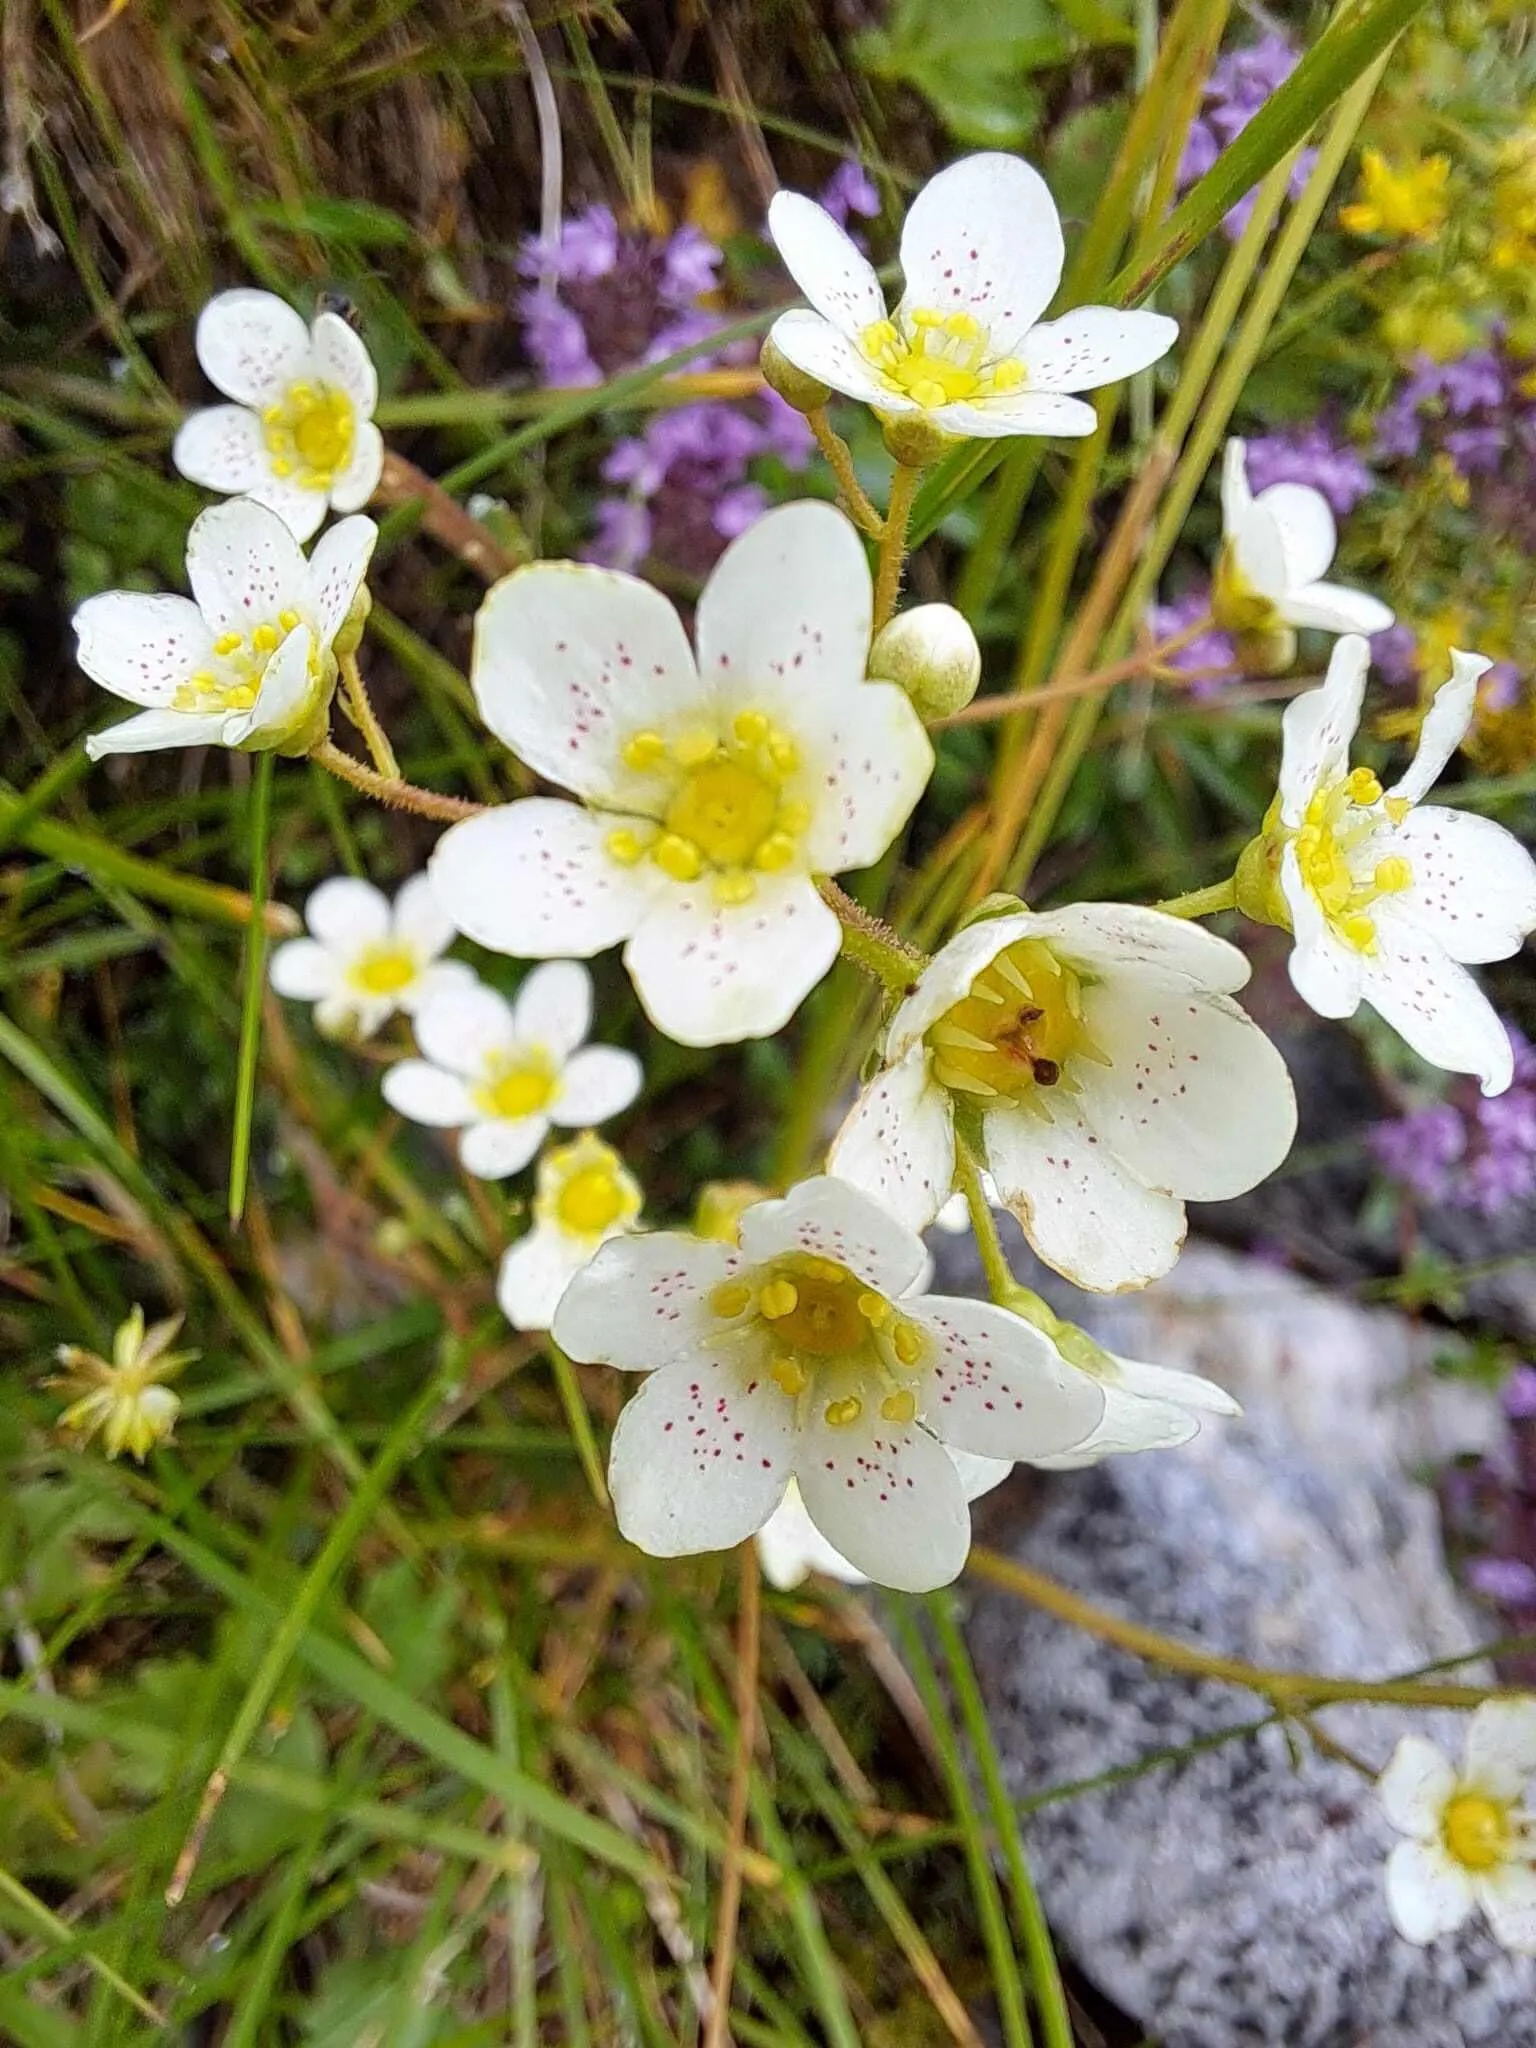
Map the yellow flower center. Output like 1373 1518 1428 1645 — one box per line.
474 1049 558 1122
709 1253 926 1430
537 1135 642 1242
261 381 356 490
605 711 809 908
172 608 312 714
350 945 418 997
557 1165 629 1234
926 938 1105 1106
1442 1792 1511 1873
859 308 1025 410
1292 767 1413 955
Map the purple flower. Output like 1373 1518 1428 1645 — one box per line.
1242 423 1375 517
1148 584 1238 696
1373 1027 1536 1218
518 288 601 387
1371 1102 1465 1204
1370 623 1422 690
820 162 881 228
1444 423 1508 475
1179 36 1311 239
1504 1366 1536 1422
1468 1555 1536 1606
585 497 653 571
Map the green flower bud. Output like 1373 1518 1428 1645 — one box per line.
869 602 982 719
1234 818 1292 930
760 337 832 415
879 410 953 468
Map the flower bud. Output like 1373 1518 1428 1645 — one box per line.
1234 825 1290 930
692 1179 767 1245
879 410 952 468
760 337 831 415
332 584 373 661
869 603 981 719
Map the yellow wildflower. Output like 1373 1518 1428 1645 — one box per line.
1491 133 1536 271
46 1306 194 1462
1341 148 1452 242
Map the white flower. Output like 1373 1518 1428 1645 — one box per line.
1378 1699 1536 1953
173 290 384 542
1215 438 1393 642
429 501 933 1048
269 873 475 1040
766 153 1177 440
383 962 642 1181
1245 634 1536 1095
75 498 375 760
869 602 982 719
758 1451 1010 1590
47 1306 194 1462
497 1132 643 1331
552 1175 1104 1593
829 903 1297 1293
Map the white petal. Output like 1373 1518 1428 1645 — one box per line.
883 915 1038 1061
1018 307 1177 394
1476 1863 1536 1954
737 1174 930 1300
1392 650 1489 806
414 981 518 1076
553 1231 739 1370
1024 900 1255 995
695 500 872 708
329 420 385 514
430 801 659 960
766 309 899 408
1279 844 1366 1020
1077 979 1296 1201
1362 908 1516 1094
767 189 886 338
236 626 315 746
796 1407 970 1593
623 871 840 1048
511 959 591 1060
172 405 268 494
553 1046 642 1127
1464 1699 1536 1802
307 515 377 649
390 872 456 960
1227 496 1290 605
757 1483 868 1589
1276 636 1370 825
496 1224 592 1333
195 288 312 407
609 1348 795 1556
984 1093 1187 1293
310 310 378 416
1222 437 1255 532
1384 1839 1475 1944
84 708 229 758
930 391 1098 440
1033 1357 1239 1470
828 1047 956 1234
268 937 341 1001
896 154 1063 355
913 1295 1104 1462
796 681 934 875
1256 481 1337 588
316 991 393 1040
399 959 479 1013
459 1116 547 1180
953 1449 1014 1500
306 875 390 952
471 562 698 803
1281 581 1395 637
239 471 329 543
1390 807 1536 966
73 592 213 706
185 498 308 636
1109 1352 1240 1417
382 1059 477 1128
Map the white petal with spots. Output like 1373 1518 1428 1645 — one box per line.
1378 1734 1456 1839
1018 307 1177 393
1384 1839 1476 1945
795 1402 971 1593
1391 650 1487 806
430 800 660 960
794 680 934 875
1464 1698 1536 1804
695 500 873 710
497 1223 596 1333
554 1232 738 1372
511 959 592 1058
72 592 214 706
1477 1863 1536 1954
1362 906 1515 1094
913 1294 1104 1462
767 189 888 337
306 876 391 951
194 289 313 408
173 405 268 494
623 869 840 1047
765 308 899 408
185 498 309 637
896 153 1064 355
738 1174 932 1301
1390 806 1536 966
459 1115 548 1181
828 1045 957 1234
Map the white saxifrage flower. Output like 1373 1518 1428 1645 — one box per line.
552 1175 1104 1593
74 498 375 759
1238 634 1536 1094
430 501 933 1047
383 962 641 1181
829 904 1297 1293
1215 438 1394 644
46 1306 195 1463
757 1452 1010 1590
497 1133 643 1331
1378 1699 1536 1953
269 873 474 1039
173 289 384 542
766 153 1177 441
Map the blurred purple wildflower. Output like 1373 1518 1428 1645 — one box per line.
820 162 881 229
516 204 726 386
1179 35 1319 238
1147 584 1237 697
1243 423 1375 517
1371 1025 1536 1217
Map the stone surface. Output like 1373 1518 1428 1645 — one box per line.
939 1231 1536 2048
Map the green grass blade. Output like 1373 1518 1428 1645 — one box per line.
228 753 274 1224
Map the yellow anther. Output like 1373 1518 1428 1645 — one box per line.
990 358 1025 393
213 631 243 657
909 308 943 329
1385 795 1411 825
621 730 667 772
605 828 646 865
767 733 799 773
823 1397 863 1428
880 1389 917 1424
1341 912 1378 953
262 405 283 426
278 608 301 633
271 459 294 478
908 377 950 409
802 1258 844 1284
770 1356 808 1396
776 801 811 835
224 685 256 711
732 710 769 745
891 1320 924 1367
759 1278 800 1320
653 834 703 882
710 1279 754 1319
712 872 757 907
856 1291 890 1328
752 834 797 873
1374 855 1413 893
861 319 901 358
1346 766 1384 806
672 727 719 769
250 623 279 654
943 311 982 343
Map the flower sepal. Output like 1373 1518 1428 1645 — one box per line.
760 335 832 414
243 660 338 759
879 410 953 468
1234 809 1291 931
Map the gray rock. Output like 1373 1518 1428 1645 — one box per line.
946 1236 1536 2047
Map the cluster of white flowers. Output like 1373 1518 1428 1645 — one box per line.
62 157 1536 1952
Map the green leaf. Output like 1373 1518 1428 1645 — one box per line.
245 196 415 249
855 0 1073 149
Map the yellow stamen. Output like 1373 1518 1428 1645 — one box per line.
856 1291 889 1328
891 1320 923 1367
880 1389 916 1424
606 828 646 865
622 730 668 772
710 1279 754 1319
770 1356 807 1396
1374 855 1413 893
711 872 757 907
653 834 704 883
759 1278 800 1320
823 1396 862 1428
672 727 718 769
